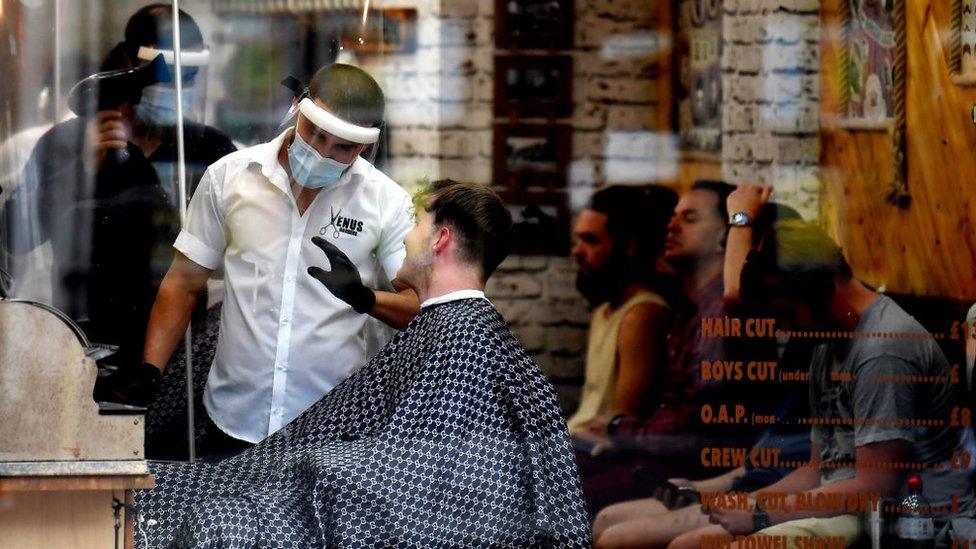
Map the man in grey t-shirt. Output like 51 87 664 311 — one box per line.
809 294 970 512
670 220 974 549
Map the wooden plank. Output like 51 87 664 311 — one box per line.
0 474 155 492
820 0 976 300
0 490 118 549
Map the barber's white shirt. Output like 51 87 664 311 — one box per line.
175 129 414 442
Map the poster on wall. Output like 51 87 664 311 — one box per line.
961 1 976 74
842 0 896 125
677 0 722 155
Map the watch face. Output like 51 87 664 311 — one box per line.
731 212 750 226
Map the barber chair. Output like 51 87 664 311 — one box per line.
0 299 152 548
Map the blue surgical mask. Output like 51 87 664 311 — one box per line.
287 130 351 189
134 83 195 127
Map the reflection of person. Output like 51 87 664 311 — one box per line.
567 185 677 435
576 181 781 518
130 63 419 458
134 179 590 547
672 219 976 549
1 5 235 370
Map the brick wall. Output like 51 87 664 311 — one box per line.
373 0 823 413
721 0 822 219
370 0 662 413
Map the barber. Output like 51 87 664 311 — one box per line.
125 63 418 458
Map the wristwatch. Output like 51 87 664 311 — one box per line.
606 414 626 437
729 212 753 227
752 507 772 532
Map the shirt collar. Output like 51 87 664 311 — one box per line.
420 289 487 309
250 128 370 194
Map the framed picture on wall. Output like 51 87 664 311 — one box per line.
499 191 570 256
838 0 904 130
494 55 573 118
676 0 723 157
951 0 976 85
495 0 574 50
492 123 571 192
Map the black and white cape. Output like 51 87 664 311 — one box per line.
135 298 590 547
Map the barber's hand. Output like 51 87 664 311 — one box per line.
727 184 773 220
93 362 162 407
86 110 129 171
308 236 376 314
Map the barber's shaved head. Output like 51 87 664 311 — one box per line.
309 64 385 128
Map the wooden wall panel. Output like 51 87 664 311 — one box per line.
821 0 976 301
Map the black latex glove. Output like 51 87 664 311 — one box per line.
93 362 162 407
308 236 376 314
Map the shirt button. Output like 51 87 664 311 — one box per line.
281 318 290 325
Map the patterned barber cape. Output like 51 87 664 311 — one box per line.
134 298 590 548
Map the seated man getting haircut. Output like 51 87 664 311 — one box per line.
133 179 590 548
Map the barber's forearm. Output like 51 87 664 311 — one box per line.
142 278 202 372
368 287 420 330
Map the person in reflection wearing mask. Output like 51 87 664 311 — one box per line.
130 62 419 459
0 5 235 382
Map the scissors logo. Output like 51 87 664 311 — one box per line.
320 207 343 239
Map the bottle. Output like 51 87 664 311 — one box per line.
895 474 936 549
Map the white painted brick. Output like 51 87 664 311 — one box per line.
513 325 547 354
606 104 659 129
724 103 757 132
725 15 767 43
760 102 819 133
438 102 492 130
547 327 588 355
572 131 605 158
433 0 479 18
723 44 763 74
438 157 492 184
584 77 656 103
545 356 586 381
545 265 581 300
438 130 491 158
770 0 821 13
763 42 818 72
765 15 819 44
485 272 544 299
775 136 819 164
728 74 764 103
766 73 804 103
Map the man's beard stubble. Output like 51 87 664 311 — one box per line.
575 256 629 309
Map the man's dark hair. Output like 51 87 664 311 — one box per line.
309 64 385 128
690 179 736 225
740 219 853 308
102 4 205 72
421 179 513 281
589 184 677 287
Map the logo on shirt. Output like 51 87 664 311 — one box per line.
320 207 364 238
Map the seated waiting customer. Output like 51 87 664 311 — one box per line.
567 185 678 435
670 218 976 549
132 179 590 548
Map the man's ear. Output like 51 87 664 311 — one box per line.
432 226 451 256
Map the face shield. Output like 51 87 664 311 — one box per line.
133 45 210 127
278 82 382 164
